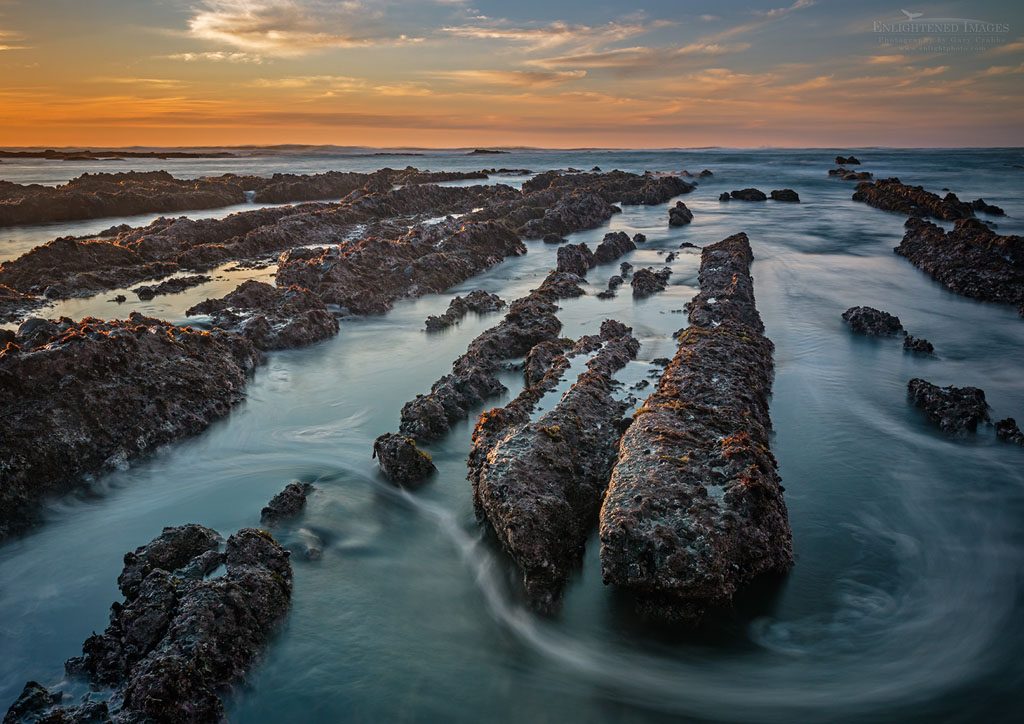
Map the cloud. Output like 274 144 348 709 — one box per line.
0 28 27 51
250 75 434 97
431 69 586 87
91 77 188 89
187 0 423 56
533 42 750 71
440 18 674 50
756 0 816 18
166 51 265 63
867 54 908 64
987 37 1024 56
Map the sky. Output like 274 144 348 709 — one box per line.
0 0 1022 148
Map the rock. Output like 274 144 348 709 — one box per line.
852 178 974 220
542 233 566 245
829 168 873 181
522 170 695 206
770 189 800 202
632 233 647 244
904 335 934 354
668 201 694 226
29 526 293 723
620 262 633 277
556 243 596 276
468 149 508 155
699 169 713 177
971 198 1005 216
835 155 861 165
134 274 211 300
469 323 640 612
665 252 677 263
113 294 126 303
599 232 792 621
0 285 44 324
373 433 436 485
596 289 616 299
730 188 767 201
593 231 637 264
896 218 1024 316
0 316 260 540
261 482 314 526
841 306 905 336
908 379 989 434
995 418 1024 446
424 290 506 331
719 192 731 201
607 275 624 290
523 338 574 387
187 280 339 350
397 271 583 442
118 524 222 600
631 267 672 298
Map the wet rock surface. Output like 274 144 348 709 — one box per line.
5 525 292 723
424 290 506 331
770 189 800 203
187 280 339 350
729 188 768 201
908 379 989 434
133 274 211 300
971 198 1005 216
261 482 314 526
469 322 640 612
829 168 873 181
0 314 260 540
995 418 1024 446
904 335 935 354
397 271 582 442
896 218 1024 316
599 232 793 621
594 232 637 264
556 243 596 277
852 178 974 220
841 306 905 336
668 201 693 226
373 433 437 485
631 267 672 298
835 155 861 165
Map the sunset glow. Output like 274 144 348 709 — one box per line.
1 0 1022 148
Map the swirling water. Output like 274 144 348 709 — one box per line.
1 149 1023 722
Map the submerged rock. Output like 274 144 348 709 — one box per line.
770 189 800 203
829 168 873 181
908 378 989 434
904 335 935 354
668 201 694 226
995 418 1024 446
971 198 1005 216
730 188 768 201
261 482 314 526
0 314 260 540
424 290 506 331
896 218 1024 317
841 306 905 336
719 192 731 201
5 526 292 723
631 267 672 298
470 323 640 612
852 178 974 220
133 274 211 300
372 433 437 485
187 280 339 350
599 232 793 621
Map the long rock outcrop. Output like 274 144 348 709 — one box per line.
852 178 974 220
0 314 260 540
599 232 793 621
469 321 639 612
896 217 1024 317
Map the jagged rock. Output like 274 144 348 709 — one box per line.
853 178 974 220
829 168 873 181
904 335 934 354
699 169 713 177
593 231 636 264
897 218 1023 316
668 201 693 226
542 233 566 245
556 243 596 276
770 189 800 203
719 192 731 201
619 262 633 277
522 170 695 206
841 306 905 336
25 527 294 723
971 198 1005 216
134 274 211 300
665 252 677 263
118 524 222 600
631 267 672 298
599 232 792 621
835 155 861 165
261 482 314 526
607 275 624 290
424 290 506 331
908 379 989 434
0 315 260 540
730 188 767 201
996 418 1024 446
187 280 339 350
470 323 640 612
523 338 574 387
632 233 647 244
372 433 436 485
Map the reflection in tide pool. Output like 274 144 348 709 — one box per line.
0 149 1022 723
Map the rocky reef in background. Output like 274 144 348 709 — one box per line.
599 233 793 621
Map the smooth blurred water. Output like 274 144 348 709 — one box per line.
1 149 1023 723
